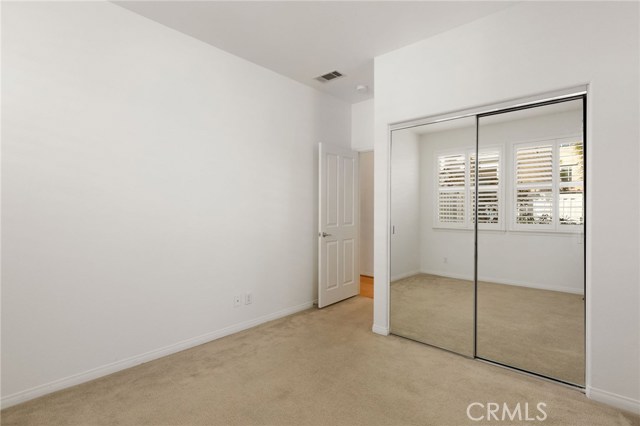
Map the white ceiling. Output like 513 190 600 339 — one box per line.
114 1 515 104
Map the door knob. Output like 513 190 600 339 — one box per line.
320 232 332 237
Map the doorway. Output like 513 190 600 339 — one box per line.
359 151 374 298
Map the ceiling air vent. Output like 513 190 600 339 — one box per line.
315 70 344 83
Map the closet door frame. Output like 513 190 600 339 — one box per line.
387 87 588 389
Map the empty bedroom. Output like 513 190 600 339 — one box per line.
1 1 639 425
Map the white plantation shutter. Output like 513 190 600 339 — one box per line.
437 154 466 225
438 154 466 187
558 140 584 226
472 190 500 224
515 144 553 225
438 191 465 223
436 149 502 229
433 138 582 232
516 145 553 184
471 151 500 226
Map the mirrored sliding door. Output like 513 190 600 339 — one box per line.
390 117 476 357
389 94 586 386
475 98 585 385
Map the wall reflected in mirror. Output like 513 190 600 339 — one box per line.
476 98 585 386
390 116 476 357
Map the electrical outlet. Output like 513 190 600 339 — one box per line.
245 292 253 305
444 257 448 264
234 295 242 307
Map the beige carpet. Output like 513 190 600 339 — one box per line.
390 274 584 385
477 281 584 386
2 297 637 426
390 274 475 357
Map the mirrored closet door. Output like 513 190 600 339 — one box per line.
390 117 476 357
476 98 585 386
389 95 585 386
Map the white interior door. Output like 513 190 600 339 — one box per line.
318 143 359 308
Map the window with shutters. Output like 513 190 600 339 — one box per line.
470 150 501 229
435 148 503 230
558 140 584 226
436 153 466 227
435 138 582 232
514 144 554 228
512 137 583 232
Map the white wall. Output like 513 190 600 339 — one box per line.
389 130 420 280
374 1 639 412
353 99 375 277
417 109 584 294
351 99 374 152
359 151 374 277
1 2 351 407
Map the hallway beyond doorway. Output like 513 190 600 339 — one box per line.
360 275 373 298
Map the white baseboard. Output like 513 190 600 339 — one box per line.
420 269 583 295
372 324 389 336
418 269 470 282
0 301 314 410
587 386 640 415
390 270 421 282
